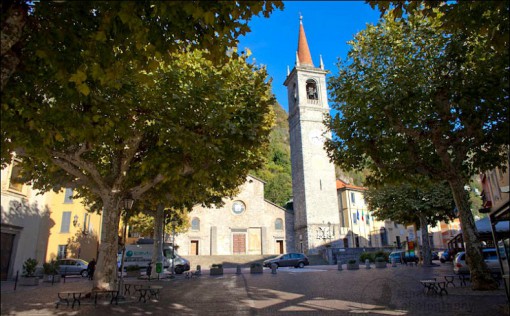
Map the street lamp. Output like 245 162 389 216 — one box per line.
118 196 134 299
170 220 177 279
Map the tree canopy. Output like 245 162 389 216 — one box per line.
365 180 455 265
1 2 281 290
325 9 507 289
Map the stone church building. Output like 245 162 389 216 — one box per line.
175 17 343 256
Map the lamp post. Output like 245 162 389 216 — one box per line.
118 197 134 299
170 220 177 279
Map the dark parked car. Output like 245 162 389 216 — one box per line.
57 258 89 277
263 253 309 268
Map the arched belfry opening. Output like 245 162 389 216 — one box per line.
306 79 318 100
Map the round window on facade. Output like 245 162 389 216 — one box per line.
232 201 246 215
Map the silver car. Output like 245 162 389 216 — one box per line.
57 258 89 277
453 248 501 275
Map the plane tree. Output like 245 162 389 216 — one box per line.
1 2 280 290
365 181 455 266
325 11 508 289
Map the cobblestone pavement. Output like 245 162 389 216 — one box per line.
1 264 508 315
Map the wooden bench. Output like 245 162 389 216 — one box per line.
135 285 162 303
56 291 82 309
91 289 119 306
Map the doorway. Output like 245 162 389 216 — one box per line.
1 233 15 280
190 240 199 255
232 234 246 254
276 240 284 254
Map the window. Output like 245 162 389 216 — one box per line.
57 245 67 259
350 192 356 204
352 213 357 224
232 201 246 215
306 79 318 100
191 218 200 231
64 188 73 203
275 218 283 231
8 161 23 192
83 213 89 233
61 212 71 233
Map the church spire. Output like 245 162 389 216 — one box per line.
297 15 314 67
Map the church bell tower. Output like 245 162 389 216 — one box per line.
284 16 340 254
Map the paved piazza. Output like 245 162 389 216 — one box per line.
1 264 508 315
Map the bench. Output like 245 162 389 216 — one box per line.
135 285 162 303
420 279 448 296
91 289 119 306
443 275 456 287
56 291 82 309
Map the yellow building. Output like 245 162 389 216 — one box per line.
44 188 102 263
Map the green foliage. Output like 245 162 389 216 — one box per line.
126 265 141 272
22 258 38 277
326 9 507 287
367 1 509 55
251 103 293 207
359 251 389 263
365 180 455 230
1 2 282 288
42 260 60 275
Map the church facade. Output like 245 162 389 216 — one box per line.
173 18 417 257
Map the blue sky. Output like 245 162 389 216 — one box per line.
238 1 382 112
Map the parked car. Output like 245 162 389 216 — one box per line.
453 248 501 275
57 258 89 277
440 249 452 263
432 251 439 261
388 251 419 264
263 253 309 268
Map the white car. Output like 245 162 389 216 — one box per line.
453 248 501 275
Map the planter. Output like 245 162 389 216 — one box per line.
43 274 61 282
210 267 223 276
375 262 387 268
19 276 39 286
346 262 359 270
250 264 263 274
126 270 140 278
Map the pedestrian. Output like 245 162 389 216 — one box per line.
87 258 96 280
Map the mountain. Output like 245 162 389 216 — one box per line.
251 103 293 207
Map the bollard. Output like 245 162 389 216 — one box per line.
196 265 201 276
365 259 371 269
236 265 242 275
337 262 343 271
271 263 277 274
391 258 397 267
14 270 19 291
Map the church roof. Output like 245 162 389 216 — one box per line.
297 16 313 66
336 179 367 191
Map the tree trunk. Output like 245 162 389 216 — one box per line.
448 177 498 290
418 213 432 266
151 204 165 279
93 195 121 290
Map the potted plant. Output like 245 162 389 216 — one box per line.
210 263 223 276
375 257 387 268
126 265 141 277
20 258 39 286
42 259 61 282
250 263 263 274
346 259 359 270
